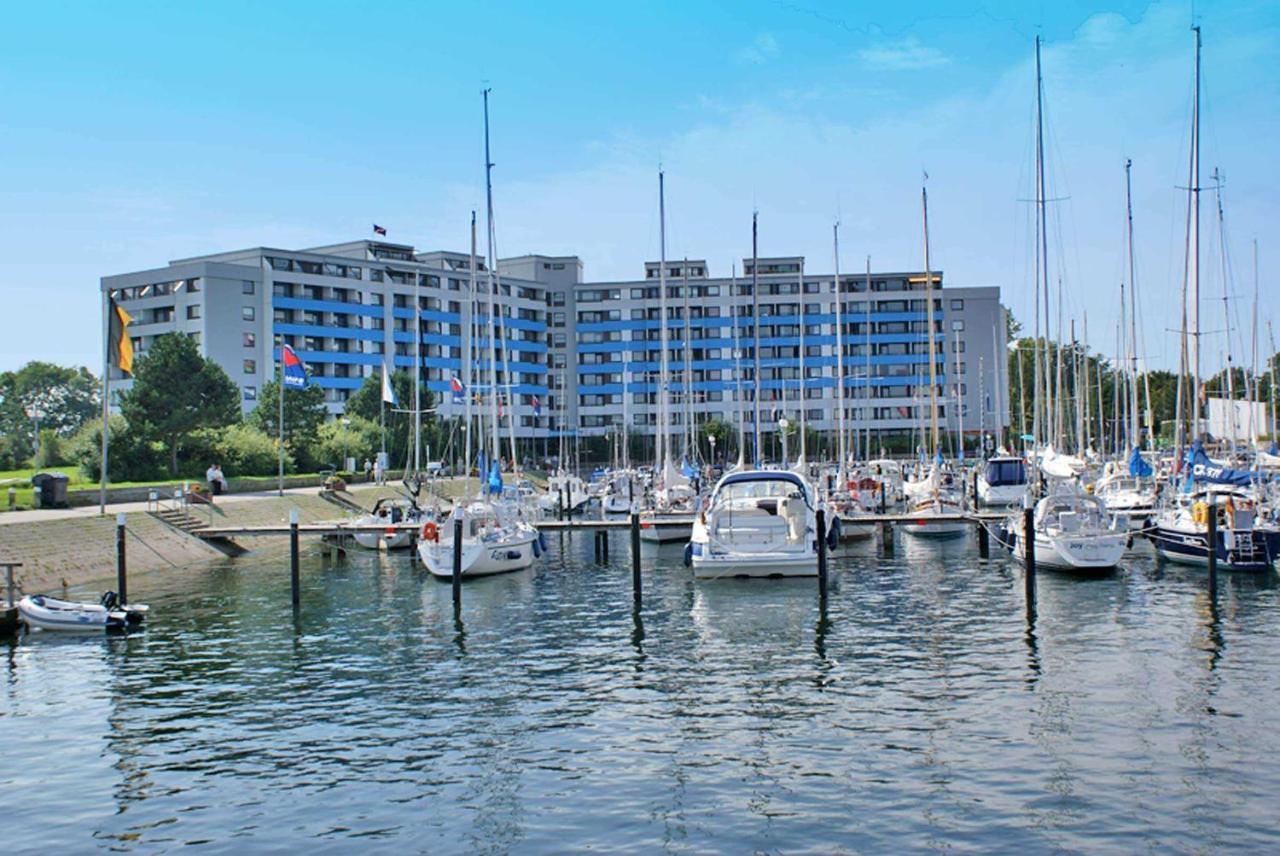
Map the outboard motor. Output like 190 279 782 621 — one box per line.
100 591 119 610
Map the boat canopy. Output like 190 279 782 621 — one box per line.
714 470 811 503
1128 446 1154 478
1183 440 1272 489
983 457 1027 487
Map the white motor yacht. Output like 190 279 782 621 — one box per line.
352 497 421 550
977 455 1029 508
689 470 824 578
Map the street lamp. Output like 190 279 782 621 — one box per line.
25 404 45 465
708 433 717 468
778 415 790 466
341 417 351 471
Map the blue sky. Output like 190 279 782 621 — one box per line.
0 0 1276 373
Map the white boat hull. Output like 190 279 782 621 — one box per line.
418 528 539 578
1013 530 1126 570
18 595 143 632
691 550 817 579
353 530 413 551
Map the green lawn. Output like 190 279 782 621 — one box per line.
0 468 340 511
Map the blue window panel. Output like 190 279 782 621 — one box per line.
274 323 383 342
311 377 365 390
294 349 382 367
273 297 385 318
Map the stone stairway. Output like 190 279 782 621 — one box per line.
151 507 206 534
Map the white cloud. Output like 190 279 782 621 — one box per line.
737 32 780 65
858 37 950 71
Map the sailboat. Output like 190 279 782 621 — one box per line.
1001 38 1126 571
640 170 696 543
418 89 540 579
1148 30 1280 572
901 183 968 540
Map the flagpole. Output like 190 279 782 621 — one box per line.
99 291 111 515
380 365 386 459
278 336 285 496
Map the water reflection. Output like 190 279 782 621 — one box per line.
3 534 1280 851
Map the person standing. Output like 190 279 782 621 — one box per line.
373 456 385 485
363 458 373 483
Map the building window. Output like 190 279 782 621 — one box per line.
243 359 256 374
950 299 964 310
243 332 256 348
243 280 256 295
243 306 256 321
186 305 201 320
243 386 257 401
951 319 965 331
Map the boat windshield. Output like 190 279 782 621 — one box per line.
984 459 1026 486
716 479 808 505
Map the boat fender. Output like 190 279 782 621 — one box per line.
537 532 548 554
532 536 543 558
826 517 841 551
683 543 693 568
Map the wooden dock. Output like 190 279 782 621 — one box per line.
187 511 1028 542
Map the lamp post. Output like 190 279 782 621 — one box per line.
341 417 351 472
708 434 717 469
25 404 44 466
778 415 790 467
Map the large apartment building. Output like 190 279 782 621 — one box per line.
102 239 1008 453
100 240 551 431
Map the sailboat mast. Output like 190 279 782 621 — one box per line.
465 211 476 481
1125 158 1140 447
832 223 846 480
732 264 745 467
682 260 694 462
797 262 806 463
751 213 763 464
413 266 422 475
1033 36 1051 450
482 89 502 472
1213 167 1236 449
656 171 670 487
1250 239 1260 442
864 256 873 461
921 186 940 456
1190 26 1203 439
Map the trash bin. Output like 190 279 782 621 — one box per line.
31 472 69 508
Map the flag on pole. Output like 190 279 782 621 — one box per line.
449 376 465 404
381 364 399 406
373 224 387 236
282 344 307 389
108 297 134 375
531 395 541 417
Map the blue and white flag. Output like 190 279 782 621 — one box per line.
381 364 398 406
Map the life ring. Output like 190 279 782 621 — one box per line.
421 521 439 542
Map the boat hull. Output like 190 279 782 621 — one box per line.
419 529 539 578
1148 525 1278 573
1012 530 1126 571
691 550 817 579
900 518 969 539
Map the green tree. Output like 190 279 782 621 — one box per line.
342 370 436 470
248 377 328 470
120 334 239 474
0 361 101 466
313 415 381 472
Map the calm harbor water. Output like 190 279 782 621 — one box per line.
3 532 1279 853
